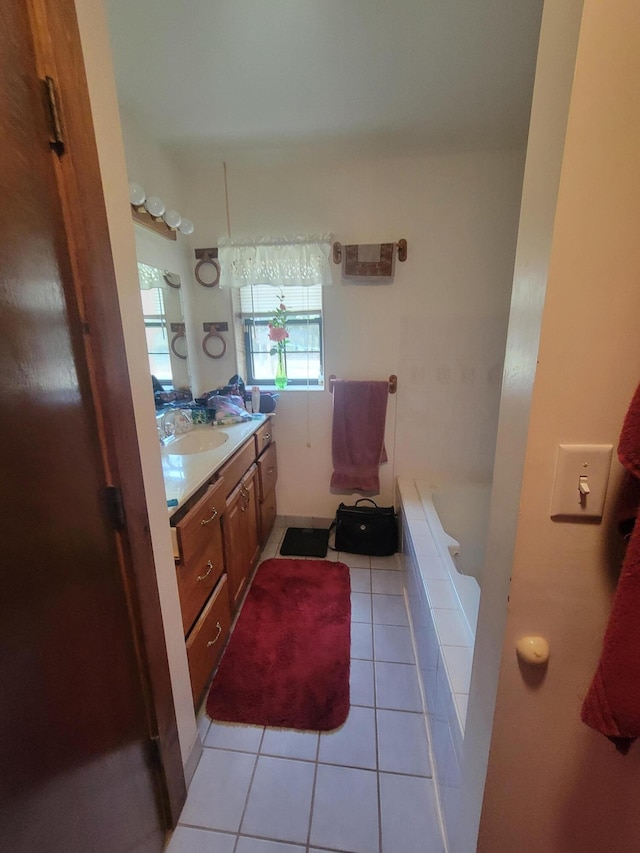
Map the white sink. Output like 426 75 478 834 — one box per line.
166 429 229 455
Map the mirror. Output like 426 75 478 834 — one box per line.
137 262 191 402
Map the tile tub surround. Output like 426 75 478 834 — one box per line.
396 477 475 851
166 526 446 853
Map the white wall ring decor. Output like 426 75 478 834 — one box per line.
170 331 188 360
195 257 220 288
202 330 226 359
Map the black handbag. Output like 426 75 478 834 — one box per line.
332 499 398 556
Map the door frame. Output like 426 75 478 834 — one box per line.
27 0 186 826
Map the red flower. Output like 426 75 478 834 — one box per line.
268 326 289 343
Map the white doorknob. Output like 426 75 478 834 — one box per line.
516 636 550 665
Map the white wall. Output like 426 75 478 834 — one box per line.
119 108 190 216
74 0 198 770
178 147 525 517
471 0 640 849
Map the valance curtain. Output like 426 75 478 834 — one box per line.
218 234 333 289
137 262 176 290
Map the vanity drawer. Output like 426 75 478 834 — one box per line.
257 441 278 502
217 439 256 495
174 479 226 568
174 480 226 633
254 419 274 457
186 574 231 705
176 523 224 634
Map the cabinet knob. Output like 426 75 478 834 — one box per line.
263 433 271 441
197 560 214 582
200 507 219 526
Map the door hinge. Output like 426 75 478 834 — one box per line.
44 76 65 155
105 485 126 530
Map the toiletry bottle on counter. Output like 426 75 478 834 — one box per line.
251 386 261 415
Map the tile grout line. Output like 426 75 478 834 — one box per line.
401 583 449 851
198 743 432 778
372 618 384 853
232 727 266 851
305 726 322 851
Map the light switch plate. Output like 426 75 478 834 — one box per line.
550 444 613 520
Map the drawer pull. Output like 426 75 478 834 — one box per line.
197 560 214 581
266 466 275 475
263 433 271 441
207 622 222 647
200 507 219 526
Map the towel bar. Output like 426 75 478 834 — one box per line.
332 241 407 264
328 374 397 394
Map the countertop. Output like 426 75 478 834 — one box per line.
160 415 270 514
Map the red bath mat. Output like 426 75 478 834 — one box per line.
206 558 351 731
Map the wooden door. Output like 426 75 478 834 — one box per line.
0 2 173 850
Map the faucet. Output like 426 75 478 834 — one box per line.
157 410 176 445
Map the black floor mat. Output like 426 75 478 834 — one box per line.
279 527 330 558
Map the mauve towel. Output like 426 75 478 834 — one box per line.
331 380 388 492
581 381 640 753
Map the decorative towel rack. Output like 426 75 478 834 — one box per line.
169 323 187 360
332 241 407 264
201 322 228 360
328 374 397 395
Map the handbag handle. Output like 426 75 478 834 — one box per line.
354 498 379 508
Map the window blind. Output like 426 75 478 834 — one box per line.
238 283 322 316
140 286 166 317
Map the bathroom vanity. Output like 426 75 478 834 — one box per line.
161 416 277 705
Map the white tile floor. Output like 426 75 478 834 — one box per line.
166 526 445 853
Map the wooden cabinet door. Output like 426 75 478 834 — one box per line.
224 484 248 611
223 465 261 612
257 441 278 503
242 465 261 572
0 1 174 850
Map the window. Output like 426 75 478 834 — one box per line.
140 286 172 385
237 283 324 386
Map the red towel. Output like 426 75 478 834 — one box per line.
581 381 640 753
330 380 388 493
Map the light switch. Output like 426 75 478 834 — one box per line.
550 444 613 520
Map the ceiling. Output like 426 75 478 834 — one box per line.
105 0 544 156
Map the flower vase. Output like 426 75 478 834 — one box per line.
274 345 288 389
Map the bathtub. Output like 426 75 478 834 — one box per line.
416 481 488 635
396 477 487 851
431 482 491 587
